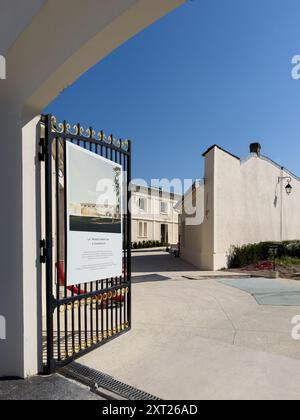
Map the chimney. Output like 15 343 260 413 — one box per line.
250 142 261 156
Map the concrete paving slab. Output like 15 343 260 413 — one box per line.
77 252 300 400
217 277 300 293
79 325 300 400
255 292 300 306
218 277 300 306
234 330 300 360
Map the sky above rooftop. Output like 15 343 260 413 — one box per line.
45 0 300 189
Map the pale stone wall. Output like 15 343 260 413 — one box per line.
179 149 215 270
131 184 181 245
180 145 300 270
214 148 300 269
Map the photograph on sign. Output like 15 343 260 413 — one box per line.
66 142 122 286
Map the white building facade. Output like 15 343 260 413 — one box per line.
179 144 300 271
131 184 181 245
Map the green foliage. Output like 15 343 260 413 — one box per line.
285 241 300 258
276 256 300 266
228 241 300 268
131 240 163 249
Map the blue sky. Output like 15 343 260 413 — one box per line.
45 0 300 187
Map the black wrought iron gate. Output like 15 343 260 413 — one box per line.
40 114 132 374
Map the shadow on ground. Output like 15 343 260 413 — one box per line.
0 374 102 400
132 252 197 274
132 274 171 284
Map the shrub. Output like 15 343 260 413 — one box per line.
228 241 300 268
285 241 300 258
131 240 165 249
276 256 300 266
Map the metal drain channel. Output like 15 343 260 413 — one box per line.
59 362 160 400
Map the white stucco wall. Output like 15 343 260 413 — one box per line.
180 146 300 271
214 148 300 269
180 149 215 270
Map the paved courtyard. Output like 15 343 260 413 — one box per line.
79 250 300 400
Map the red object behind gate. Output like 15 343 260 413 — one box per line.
255 261 274 270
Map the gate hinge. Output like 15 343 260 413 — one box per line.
40 239 48 263
39 137 46 162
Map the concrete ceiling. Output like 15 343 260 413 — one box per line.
0 0 186 117
0 0 46 53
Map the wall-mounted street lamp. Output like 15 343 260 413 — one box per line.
285 181 293 195
278 176 293 196
278 173 293 242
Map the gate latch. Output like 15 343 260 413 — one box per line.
39 137 46 162
40 239 48 263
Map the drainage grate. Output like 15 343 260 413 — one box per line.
59 362 160 401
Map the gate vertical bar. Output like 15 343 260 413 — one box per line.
63 125 69 357
55 132 61 362
44 114 54 374
127 140 132 327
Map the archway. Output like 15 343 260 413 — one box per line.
0 0 185 378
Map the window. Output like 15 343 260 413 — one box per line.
138 222 143 237
160 201 168 214
139 198 146 212
138 222 148 238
